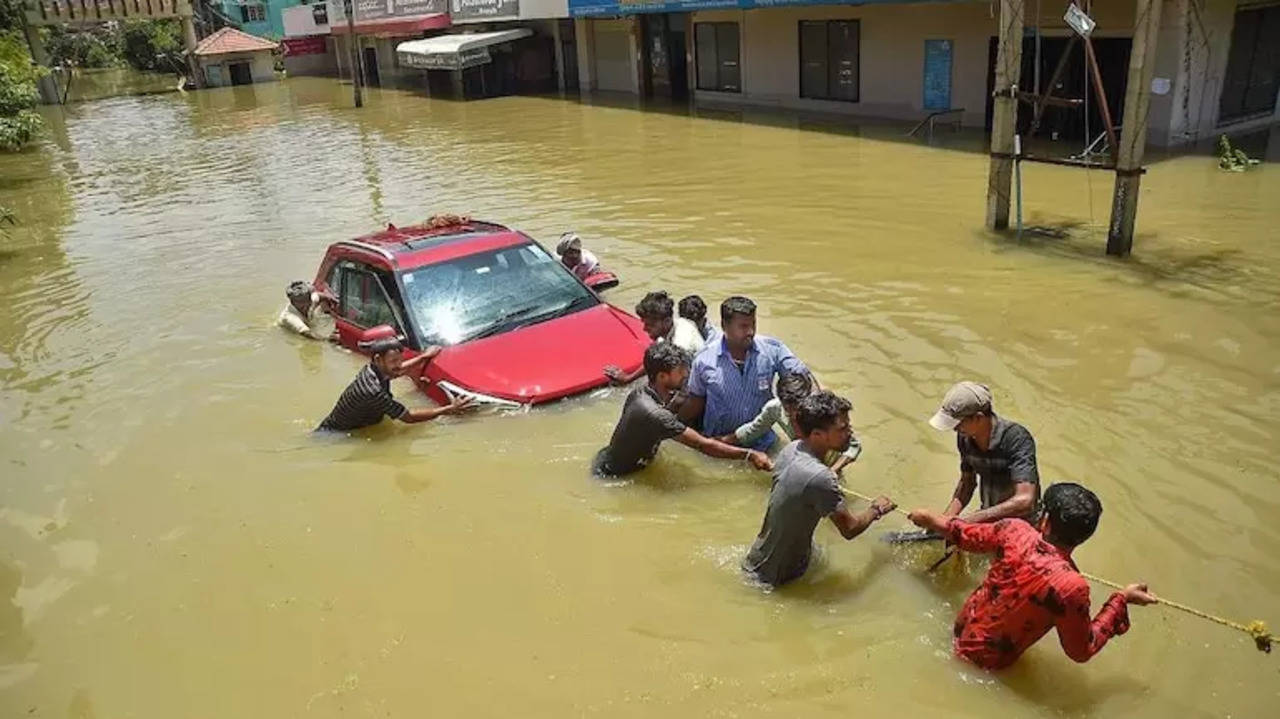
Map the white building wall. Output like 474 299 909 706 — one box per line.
283 4 331 37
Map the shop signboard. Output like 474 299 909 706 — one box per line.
282 36 329 56
922 39 952 110
398 46 493 70
568 0 923 17
355 0 447 21
452 0 519 22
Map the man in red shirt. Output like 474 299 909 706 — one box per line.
907 483 1157 670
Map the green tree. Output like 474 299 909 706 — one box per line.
45 25 122 69
119 19 185 74
0 30 43 151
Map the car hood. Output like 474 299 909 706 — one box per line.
427 304 649 404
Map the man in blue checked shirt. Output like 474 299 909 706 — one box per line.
679 296 813 450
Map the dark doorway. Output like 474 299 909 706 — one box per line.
560 18 579 91
228 61 253 86
642 13 689 100
363 47 381 87
984 35 1131 144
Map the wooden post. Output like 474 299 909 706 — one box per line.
181 14 204 89
19 10 61 105
985 0 1025 230
1106 0 1162 256
344 0 363 108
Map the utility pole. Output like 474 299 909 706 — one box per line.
985 0 1025 230
344 0 363 108
1105 0 1162 256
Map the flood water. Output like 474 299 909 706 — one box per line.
1 78 1278 718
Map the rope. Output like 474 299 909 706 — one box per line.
835 485 1274 653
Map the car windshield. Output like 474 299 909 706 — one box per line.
400 242 599 346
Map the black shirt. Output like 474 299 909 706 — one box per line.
318 364 407 432
594 385 686 476
957 414 1041 520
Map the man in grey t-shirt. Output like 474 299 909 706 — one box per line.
743 391 895 587
594 343 772 477
925 381 1040 523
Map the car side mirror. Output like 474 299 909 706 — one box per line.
355 324 397 345
583 271 619 292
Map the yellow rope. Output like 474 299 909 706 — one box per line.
837 485 1275 653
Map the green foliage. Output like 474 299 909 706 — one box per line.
1217 135 1261 172
0 29 43 151
119 19 185 74
45 26 122 69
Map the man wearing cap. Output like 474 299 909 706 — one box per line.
278 280 337 340
927 381 1040 523
317 338 472 432
555 232 601 281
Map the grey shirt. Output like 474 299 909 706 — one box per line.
957 414 1041 520
742 440 845 586
595 385 686 476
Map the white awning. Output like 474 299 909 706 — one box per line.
396 29 533 71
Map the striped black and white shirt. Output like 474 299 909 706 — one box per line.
317 364 407 432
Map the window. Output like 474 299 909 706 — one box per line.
240 3 266 23
311 3 328 26
799 20 860 102
400 243 598 346
695 22 740 93
1218 5 1280 123
337 263 401 331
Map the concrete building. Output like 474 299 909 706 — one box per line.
393 0 574 97
217 0 308 38
328 0 453 89
193 27 280 87
568 0 1280 147
281 2 339 75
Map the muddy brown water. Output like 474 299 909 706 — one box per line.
1 78 1278 717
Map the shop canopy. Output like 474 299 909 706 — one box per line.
396 29 534 71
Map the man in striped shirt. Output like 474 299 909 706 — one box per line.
317 338 472 432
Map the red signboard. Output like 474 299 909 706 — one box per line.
282 36 328 56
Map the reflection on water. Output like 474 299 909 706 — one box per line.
0 78 1277 718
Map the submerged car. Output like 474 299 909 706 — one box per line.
314 218 647 407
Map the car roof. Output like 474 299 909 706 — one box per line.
337 219 536 270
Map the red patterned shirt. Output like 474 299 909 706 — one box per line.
944 518 1130 670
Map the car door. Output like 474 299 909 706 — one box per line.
329 260 406 350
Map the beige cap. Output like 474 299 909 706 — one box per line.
928 381 993 430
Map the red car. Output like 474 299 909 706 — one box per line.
313 218 646 407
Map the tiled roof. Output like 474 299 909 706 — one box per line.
193 27 279 57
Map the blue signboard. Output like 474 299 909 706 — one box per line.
922 38 952 111
568 0 925 17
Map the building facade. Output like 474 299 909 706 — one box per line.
568 0 1280 147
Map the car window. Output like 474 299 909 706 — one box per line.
401 242 597 345
338 263 401 331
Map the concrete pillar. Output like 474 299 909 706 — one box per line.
575 18 594 92
181 15 206 89
984 0 1024 231
1106 0 1163 256
20 17 60 105
552 20 566 93
627 16 641 95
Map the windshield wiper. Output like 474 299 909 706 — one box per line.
462 305 546 342
460 295 596 343
511 294 596 330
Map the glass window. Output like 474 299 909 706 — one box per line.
400 243 599 346
240 3 266 22
338 264 401 331
1219 6 1280 122
799 20 860 103
694 22 740 93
